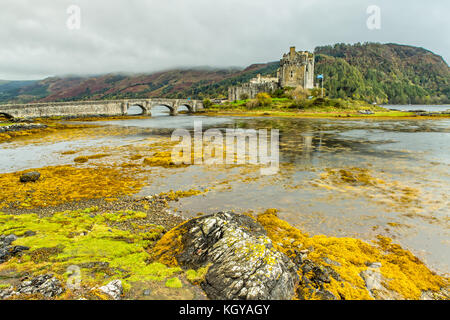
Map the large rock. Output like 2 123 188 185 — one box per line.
20 171 41 183
156 212 299 300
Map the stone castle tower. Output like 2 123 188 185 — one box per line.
228 46 315 101
278 46 315 89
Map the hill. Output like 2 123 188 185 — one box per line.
314 43 450 104
0 43 448 105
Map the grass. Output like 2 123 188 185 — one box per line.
0 122 13 126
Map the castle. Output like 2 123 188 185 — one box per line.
228 47 315 101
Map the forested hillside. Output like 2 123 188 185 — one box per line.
314 43 450 104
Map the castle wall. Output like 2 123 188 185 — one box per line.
228 82 279 101
279 64 306 88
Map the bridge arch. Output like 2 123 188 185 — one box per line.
151 103 177 116
126 103 148 116
177 104 194 113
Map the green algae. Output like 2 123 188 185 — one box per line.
165 277 183 288
185 266 209 284
0 209 182 296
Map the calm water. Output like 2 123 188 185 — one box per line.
384 104 450 112
1 106 449 274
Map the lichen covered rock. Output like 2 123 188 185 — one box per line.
0 274 64 299
97 280 123 300
153 211 299 300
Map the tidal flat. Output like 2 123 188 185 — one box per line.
0 109 448 300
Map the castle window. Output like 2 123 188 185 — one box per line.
290 71 294 78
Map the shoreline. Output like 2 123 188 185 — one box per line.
201 110 450 120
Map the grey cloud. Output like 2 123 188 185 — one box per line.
0 0 448 80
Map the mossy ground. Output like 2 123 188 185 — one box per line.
0 204 207 300
0 122 99 143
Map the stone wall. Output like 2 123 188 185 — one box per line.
0 99 204 119
228 81 279 101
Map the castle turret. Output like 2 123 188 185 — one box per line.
278 47 314 89
290 46 296 57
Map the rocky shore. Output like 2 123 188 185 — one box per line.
0 123 47 133
0 205 448 300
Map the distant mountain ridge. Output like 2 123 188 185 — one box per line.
0 42 448 104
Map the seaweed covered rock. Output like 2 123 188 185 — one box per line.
256 211 449 300
0 234 29 263
19 171 41 183
153 212 299 300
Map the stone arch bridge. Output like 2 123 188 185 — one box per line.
0 98 204 120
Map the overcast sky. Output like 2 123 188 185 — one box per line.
0 0 448 80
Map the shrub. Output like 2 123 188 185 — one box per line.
256 92 272 107
310 87 327 98
289 98 308 109
312 97 326 106
290 86 311 100
202 98 212 108
332 100 344 108
271 88 286 98
240 93 249 100
245 99 260 109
